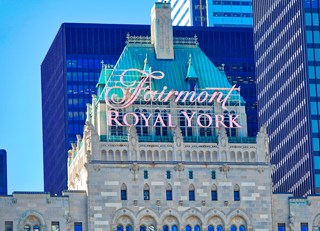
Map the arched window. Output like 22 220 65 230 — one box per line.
172 225 178 231
194 225 201 231
101 150 107 160
208 226 214 231
163 225 169 231
144 184 150 200
24 225 31 231
126 225 133 231
140 226 146 231
234 184 240 201
33 225 40 231
239 225 246 231
121 183 127 200
185 226 192 231
117 226 124 231
217 225 223 231
189 184 195 201
211 184 218 201
230 226 236 231
166 184 172 201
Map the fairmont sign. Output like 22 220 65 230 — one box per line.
105 69 242 128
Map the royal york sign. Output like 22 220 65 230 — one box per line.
105 69 242 128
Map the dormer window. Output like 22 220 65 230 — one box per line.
189 79 198 91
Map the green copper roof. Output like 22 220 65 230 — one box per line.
98 43 245 103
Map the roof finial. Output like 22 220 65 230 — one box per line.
188 54 192 65
144 53 148 65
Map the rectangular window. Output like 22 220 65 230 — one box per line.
52 222 59 231
301 223 308 231
310 84 317 97
313 13 319 26
278 223 286 231
144 190 150 200
313 138 320 151
234 191 240 201
74 222 82 231
144 170 148 179
306 13 312 25
166 170 171 179
121 190 127 200
314 31 320 43
316 174 320 187
307 31 313 43
189 171 193 179
211 191 218 201
189 190 195 201
315 49 320 61
309 66 315 79
166 190 172 200
5 221 13 231
211 170 216 179
308 48 315 61
311 102 318 115
312 120 319 132
316 66 320 79
314 156 320 170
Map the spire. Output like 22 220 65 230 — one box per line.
186 54 198 79
143 53 151 73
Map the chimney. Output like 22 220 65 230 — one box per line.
151 2 174 60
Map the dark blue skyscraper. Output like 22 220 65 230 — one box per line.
253 0 319 196
41 23 256 195
0 149 7 195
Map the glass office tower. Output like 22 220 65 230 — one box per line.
207 0 253 27
253 0 319 196
41 23 256 195
161 0 252 27
0 149 7 195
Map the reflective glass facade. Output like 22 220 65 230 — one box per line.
0 149 7 195
207 0 253 27
253 0 317 195
42 23 256 195
162 0 252 27
160 0 193 26
305 0 320 193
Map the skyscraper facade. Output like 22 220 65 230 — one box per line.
253 0 318 195
41 23 256 195
0 149 7 195
207 0 253 27
161 0 252 27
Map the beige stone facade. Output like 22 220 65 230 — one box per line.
2 3 320 231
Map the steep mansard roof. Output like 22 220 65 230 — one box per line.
97 42 245 104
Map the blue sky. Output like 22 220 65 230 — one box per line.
0 0 155 194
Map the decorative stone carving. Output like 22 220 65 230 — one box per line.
128 125 139 160
130 163 139 180
173 126 183 148
218 127 228 148
289 213 295 231
256 125 270 163
174 163 185 172
219 164 230 177
257 166 264 174
64 212 72 224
